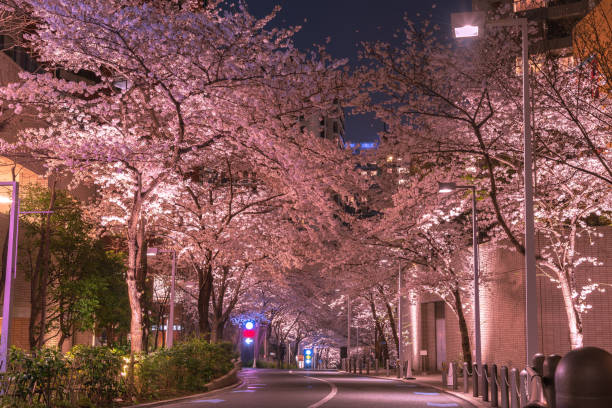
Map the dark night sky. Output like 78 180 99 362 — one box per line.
244 0 474 143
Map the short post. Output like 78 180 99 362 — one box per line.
472 363 479 397
491 364 498 407
500 366 509 408
519 369 528 407
442 361 448 388
367 359 370 375
463 362 469 394
375 359 379 375
397 359 401 378
482 363 489 402
386 359 389 377
442 362 447 387
359 359 363 375
452 362 458 390
499 366 510 408
510 368 520 408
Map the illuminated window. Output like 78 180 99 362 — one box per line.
513 0 546 12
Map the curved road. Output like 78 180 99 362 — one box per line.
158 369 475 408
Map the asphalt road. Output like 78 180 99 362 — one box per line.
156 368 475 408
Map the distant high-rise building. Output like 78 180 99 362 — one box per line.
299 100 346 148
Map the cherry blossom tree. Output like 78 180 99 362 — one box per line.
0 0 349 353
354 13 611 350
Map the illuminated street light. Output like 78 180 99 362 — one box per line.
450 10 538 366
454 25 479 38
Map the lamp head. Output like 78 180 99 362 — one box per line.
438 182 457 193
451 11 486 39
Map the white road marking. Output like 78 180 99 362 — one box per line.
231 390 255 393
426 403 458 407
304 376 338 408
190 399 225 403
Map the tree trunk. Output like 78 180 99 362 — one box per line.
197 258 213 337
211 314 225 343
453 288 472 366
29 183 56 349
126 213 148 353
369 295 388 363
378 286 400 358
559 271 584 349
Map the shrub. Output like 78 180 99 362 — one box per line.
66 345 125 405
0 346 127 408
136 338 235 398
7 347 69 407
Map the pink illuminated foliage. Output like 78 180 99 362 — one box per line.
0 0 352 352
354 13 611 350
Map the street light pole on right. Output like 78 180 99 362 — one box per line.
450 12 539 365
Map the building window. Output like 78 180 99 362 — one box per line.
320 130 325 138
513 0 546 12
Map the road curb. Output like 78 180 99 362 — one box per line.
349 372 484 408
126 363 243 408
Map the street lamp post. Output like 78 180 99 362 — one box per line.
147 248 177 348
398 262 402 372
0 182 55 372
439 182 481 388
451 12 538 365
347 295 351 362
0 182 19 373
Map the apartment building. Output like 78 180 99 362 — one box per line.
473 0 599 54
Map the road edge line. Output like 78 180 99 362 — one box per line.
360 372 482 408
126 377 244 408
304 375 338 408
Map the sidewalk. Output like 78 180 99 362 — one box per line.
348 369 488 408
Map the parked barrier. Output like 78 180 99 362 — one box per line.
510 368 520 408
463 362 470 394
500 365 509 408
472 363 479 397
482 363 489 402
490 364 498 407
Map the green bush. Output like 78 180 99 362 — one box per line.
136 338 235 398
0 339 235 406
1 346 127 408
66 345 125 405
7 347 69 407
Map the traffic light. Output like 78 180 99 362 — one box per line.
243 321 256 344
304 348 313 368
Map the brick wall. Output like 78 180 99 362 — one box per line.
405 226 612 371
